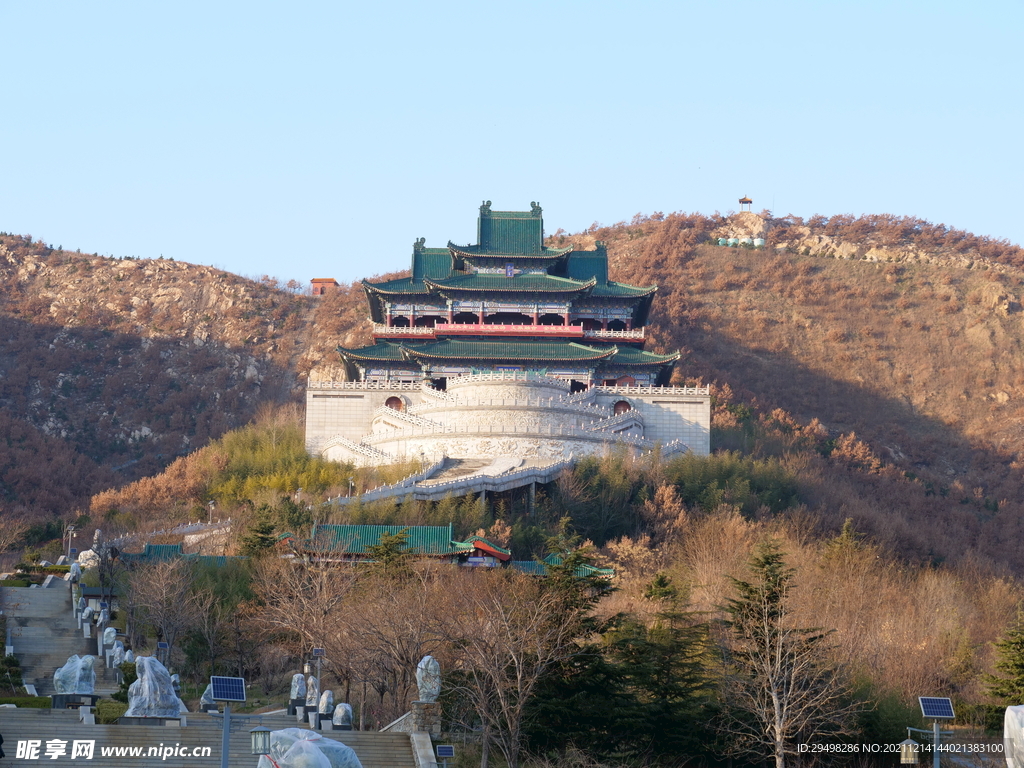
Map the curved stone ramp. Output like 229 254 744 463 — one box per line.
419 456 523 485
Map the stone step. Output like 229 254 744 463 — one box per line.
0 708 417 768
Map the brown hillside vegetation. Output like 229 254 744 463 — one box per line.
0 234 399 519
556 211 1024 571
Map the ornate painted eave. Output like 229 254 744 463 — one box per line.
448 242 574 261
337 342 411 362
400 339 619 363
423 274 597 296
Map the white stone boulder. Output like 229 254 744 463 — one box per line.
332 703 353 727
416 655 441 703
53 655 96 694
319 690 333 715
305 675 319 708
256 728 362 768
290 673 307 700
124 656 181 718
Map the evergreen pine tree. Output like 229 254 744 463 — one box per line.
986 607 1024 703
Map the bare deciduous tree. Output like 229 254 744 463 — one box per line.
722 540 860 768
441 570 581 768
130 560 199 658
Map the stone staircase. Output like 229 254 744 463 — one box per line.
0 708 419 768
422 458 493 482
2 586 117 696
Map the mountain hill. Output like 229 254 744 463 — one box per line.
5 213 1024 573
0 235 385 516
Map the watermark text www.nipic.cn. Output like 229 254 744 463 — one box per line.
15 739 214 760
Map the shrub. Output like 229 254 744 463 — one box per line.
96 699 129 724
0 696 50 708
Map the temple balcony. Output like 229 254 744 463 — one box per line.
372 323 645 340
583 328 645 340
435 322 581 337
373 324 438 337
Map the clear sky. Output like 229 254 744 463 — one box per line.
2 1 1020 286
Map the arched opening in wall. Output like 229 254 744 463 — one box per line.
385 396 404 412
452 312 479 324
485 312 532 325
613 400 632 415
414 316 442 327
580 318 603 331
538 314 565 326
391 316 410 327
569 380 588 393
607 319 628 331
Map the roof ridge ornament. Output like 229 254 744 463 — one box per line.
413 237 426 252
480 200 492 215
530 201 542 217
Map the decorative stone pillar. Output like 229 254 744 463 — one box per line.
410 701 441 735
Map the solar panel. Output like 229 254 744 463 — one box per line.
156 642 169 650
312 648 325 658
919 697 955 719
436 746 455 758
210 676 247 702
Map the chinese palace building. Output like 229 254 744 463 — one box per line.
306 202 710 467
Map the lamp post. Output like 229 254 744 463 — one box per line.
348 478 354 497
250 726 271 756
63 524 76 560
208 501 215 524
900 737 919 764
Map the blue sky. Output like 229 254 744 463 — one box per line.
2 1 1020 285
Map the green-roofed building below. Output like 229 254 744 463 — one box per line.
281 524 515 568
117 543 246 568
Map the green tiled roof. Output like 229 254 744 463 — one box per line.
425 274 596 294
452 536 512 559
402 339 618 362
590 281 657 298
413 248 454 281
449 243 574 261
608 347 680 366
118 544 246 567
510 555 615 578
337 342 411 362
362 277 431 295
477 205 544 254
306 524 457 555
118 544 184 563
564 251 609 283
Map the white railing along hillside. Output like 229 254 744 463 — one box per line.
334 458 574 506
592 384 710 396
363 421 656 449
370 405 443 430
310 380 423 391
340 456 448 504
320 435 396 461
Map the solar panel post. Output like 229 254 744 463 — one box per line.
220 704 231 768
